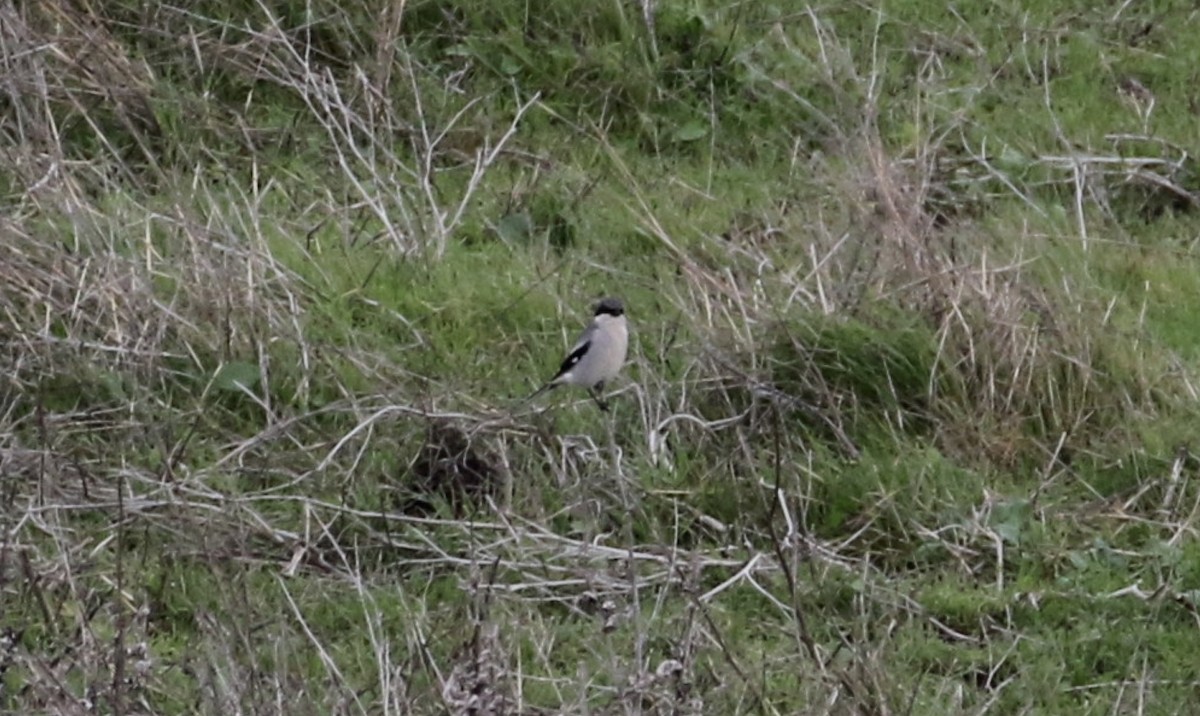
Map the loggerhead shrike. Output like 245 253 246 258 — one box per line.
526 297 628 411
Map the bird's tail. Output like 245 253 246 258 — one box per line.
513 381 558 411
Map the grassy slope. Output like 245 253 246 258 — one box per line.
4 1 1200 713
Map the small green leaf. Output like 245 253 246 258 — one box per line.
213 361 260 393
499 54 522 76
99 371 127 400
494 212 534 243
992 518 1023 545
987 498 1031 545
672 120 708 143
996 144 1029 171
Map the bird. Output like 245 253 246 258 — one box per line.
525 297 628 411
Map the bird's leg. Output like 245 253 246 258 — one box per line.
589 383 610 412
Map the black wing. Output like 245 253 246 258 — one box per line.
553 339 590 380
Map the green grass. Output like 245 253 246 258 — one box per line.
4 0 1200 713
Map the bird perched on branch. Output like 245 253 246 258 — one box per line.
525 297 628 411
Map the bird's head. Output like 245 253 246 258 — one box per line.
593 297 625 317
